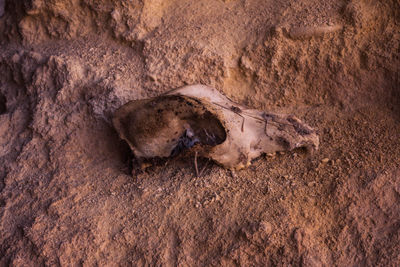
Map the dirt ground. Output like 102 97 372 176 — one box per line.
0 0 399 266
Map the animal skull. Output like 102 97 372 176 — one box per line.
113 84 319 170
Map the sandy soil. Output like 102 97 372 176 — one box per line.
0 0 399 266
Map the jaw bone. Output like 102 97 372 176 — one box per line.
113 84 319 170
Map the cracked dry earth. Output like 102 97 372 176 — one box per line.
0 0 400 266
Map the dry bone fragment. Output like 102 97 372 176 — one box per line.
286 24 342 39
113 84 319 170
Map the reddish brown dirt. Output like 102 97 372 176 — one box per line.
0 0 399 266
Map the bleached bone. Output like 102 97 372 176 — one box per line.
113 84 319 170
285 25 343 40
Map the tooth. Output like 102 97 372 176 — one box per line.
113 84 319 170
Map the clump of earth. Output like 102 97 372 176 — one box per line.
0 0 399 265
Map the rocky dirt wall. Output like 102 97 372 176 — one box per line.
0 0 399 265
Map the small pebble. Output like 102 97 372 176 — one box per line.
307 181 316 187
321 158 330 163
260 221 273 235
11 53 20 63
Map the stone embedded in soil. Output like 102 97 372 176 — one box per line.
321 158 330 163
